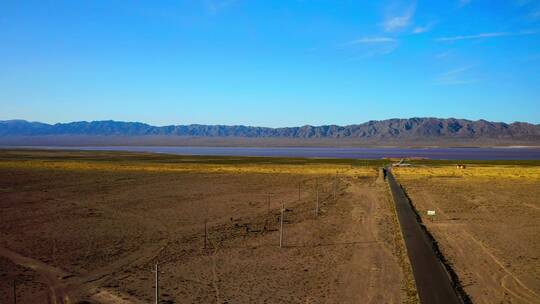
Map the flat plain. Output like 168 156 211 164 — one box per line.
0 150 414 303
395 165 540 304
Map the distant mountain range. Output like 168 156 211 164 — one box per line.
1 118 539 146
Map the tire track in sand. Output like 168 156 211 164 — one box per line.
461 230 540 303
417 188 539 302
208 238 222 304
0 246 70 304
0 246 144 304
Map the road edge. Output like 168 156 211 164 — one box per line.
380 172 420 304
397 183 473 303
385 167 470 304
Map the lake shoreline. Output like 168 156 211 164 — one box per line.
3 145 540 160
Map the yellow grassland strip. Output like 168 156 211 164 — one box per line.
394 166 540 180
0 160 377 176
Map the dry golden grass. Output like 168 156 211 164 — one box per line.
395 166 540 303
0 159 377 176
0 153 401 303
394 165 540 180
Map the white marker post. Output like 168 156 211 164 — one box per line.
427 210 436 222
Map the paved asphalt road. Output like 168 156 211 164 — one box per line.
386 168 462 304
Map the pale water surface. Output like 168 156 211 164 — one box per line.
5 146 540 160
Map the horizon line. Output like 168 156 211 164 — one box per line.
2 117 539 129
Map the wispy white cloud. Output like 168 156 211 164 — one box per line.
437 79 478 85
435 50 453 59
382 3 416 32
437 32 509 41
344 2 418 56
412 23 433 34
343 37 398 45
435 66 477 85
436 30 539 42
384 14 413 32
341 37 399 57
442 67 472 76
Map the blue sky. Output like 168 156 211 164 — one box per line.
1 0 539 127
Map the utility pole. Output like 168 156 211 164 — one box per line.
13 279 16 304
279 203 284 248
267 194 271 216
204 219 208 249
265 194 271 231
204 202 209 249
315 178 319 216
154 263 159 304
333 176 337 201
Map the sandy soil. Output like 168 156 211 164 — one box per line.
395 168 540 304
0 152 409 303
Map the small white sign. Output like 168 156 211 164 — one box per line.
427 210 436 216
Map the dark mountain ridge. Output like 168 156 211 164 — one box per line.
1 118 539 142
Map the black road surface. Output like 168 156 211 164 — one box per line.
386 168 462 304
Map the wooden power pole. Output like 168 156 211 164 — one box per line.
265 195 269 230
204 219 208 249
154 263 159 304
315 179 319 216
13 279 16 304
279 203 284 248
333 176 336 201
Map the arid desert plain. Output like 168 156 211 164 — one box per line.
0 150 539 303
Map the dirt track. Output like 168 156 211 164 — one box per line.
0 247 70 304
